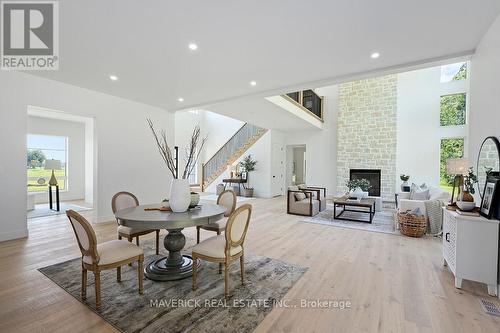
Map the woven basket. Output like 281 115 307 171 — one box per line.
398 211 427 238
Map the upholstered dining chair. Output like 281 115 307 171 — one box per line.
111 191 160 255
192 203 252 298
66 210 144 310
196 189 236 243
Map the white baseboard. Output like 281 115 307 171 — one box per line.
0 228 29 242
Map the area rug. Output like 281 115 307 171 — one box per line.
28 203 91 219
300 204 399 235
38 239 307 333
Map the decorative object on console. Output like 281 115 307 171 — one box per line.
480 179 499 219
147 119 207 212
239 155 257 197
44 159 61 186
460 167 477 202
445 158 469 209
400 174 410 192
456 201 476 212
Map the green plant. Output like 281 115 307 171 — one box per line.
239 155 257 172
346 179 371 192
400 174 410 182
463 167 478 194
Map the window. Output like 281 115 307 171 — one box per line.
440 93 466 126
27 134 68 192
440 62 467 83
440 138 464 192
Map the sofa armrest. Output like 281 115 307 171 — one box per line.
307 186 326 197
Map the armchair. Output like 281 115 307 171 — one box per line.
287 186 320 216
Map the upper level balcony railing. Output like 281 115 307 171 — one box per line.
284 89 323 121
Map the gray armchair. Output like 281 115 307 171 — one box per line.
287 186 320 216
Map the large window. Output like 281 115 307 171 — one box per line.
27 134 68 192
440 138 464 192
440 93 466 126
440 62 467 83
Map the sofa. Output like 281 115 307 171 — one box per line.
287 184 327 216
396 185 450 221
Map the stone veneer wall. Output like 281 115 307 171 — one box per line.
337 75 397 199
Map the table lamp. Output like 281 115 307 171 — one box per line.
445 158 468 207
44 159 61 186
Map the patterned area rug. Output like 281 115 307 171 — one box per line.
300 205 399 235
28 203 91 219
38 239 306 333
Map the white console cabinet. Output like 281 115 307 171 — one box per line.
442 208 499 296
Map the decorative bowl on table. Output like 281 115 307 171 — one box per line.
456 201 476 212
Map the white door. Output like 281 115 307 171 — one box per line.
271 143 285 196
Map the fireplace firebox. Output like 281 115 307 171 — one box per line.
349 169 381 197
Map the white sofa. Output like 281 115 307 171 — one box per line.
397 186 450 218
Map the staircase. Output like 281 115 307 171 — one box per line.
202 123 267 191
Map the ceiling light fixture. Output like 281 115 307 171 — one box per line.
109 75 118 81
188 43 198 51
370 52 380 59
250 81 257 86
178 97 184 102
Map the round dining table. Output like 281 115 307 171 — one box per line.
114 203 226 281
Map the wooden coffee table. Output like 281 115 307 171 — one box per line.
333 197 376 223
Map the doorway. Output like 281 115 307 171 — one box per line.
271 143 285 196
286 145 306 188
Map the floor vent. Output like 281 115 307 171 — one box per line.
479 299 500 317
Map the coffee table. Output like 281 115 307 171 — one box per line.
333 197 376 223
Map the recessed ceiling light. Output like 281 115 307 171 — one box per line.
188 43 198 51
370 52 380 59
178 97 184 102
109 75 118 81
250 81 257 86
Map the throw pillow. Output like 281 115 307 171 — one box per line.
294 192 306 201
409 183 430 200
298 184 307 190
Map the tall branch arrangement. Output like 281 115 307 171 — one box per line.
147 118 207 180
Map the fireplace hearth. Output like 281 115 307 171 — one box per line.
350 169 381 197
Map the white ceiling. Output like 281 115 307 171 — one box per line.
30 0 500 111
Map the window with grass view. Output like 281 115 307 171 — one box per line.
440 62 467 83
440 93 466 126
27 134 68 192
440 138 464 192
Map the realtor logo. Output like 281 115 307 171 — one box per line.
1 1 59 70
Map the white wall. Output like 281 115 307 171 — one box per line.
396 66 469 189
470 13 500 171
27 116 86 203
285 85 338 196
0 71 174 241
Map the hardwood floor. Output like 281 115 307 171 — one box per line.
1 197 499 332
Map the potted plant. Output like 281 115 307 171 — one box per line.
461 167 478 202
239 155 257 197
346 179 371 200
400 174 410 192
148 119 206 212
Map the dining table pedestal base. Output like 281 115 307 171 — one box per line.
144 228 200 281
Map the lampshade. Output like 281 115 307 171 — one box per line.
44 159 61 170
446 158 468 175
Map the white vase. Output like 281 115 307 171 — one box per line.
352 187 365 200
169 178 191 212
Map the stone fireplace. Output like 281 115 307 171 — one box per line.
350 169 381 197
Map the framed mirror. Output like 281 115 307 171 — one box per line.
477 136 500 198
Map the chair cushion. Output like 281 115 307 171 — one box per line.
83 240 143 266
117 225 152 236
200 218 227 232
192 235 242 259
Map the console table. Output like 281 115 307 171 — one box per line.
442 208 499 296
48 185 60 212
222 178 247 195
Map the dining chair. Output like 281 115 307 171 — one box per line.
192 203 252 298
111 191 160 255
66 210 144 310
196 189 236 243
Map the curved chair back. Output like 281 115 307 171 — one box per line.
111 191 139 225
225 204 252 250
66 210 99 263
217 189 237 217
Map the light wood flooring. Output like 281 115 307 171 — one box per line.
1 196 499 333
